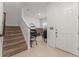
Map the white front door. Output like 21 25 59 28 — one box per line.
55 3 79 55
47 2 79 56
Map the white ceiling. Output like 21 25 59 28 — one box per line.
20 2 49 19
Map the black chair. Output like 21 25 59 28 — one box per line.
30 26 37 47
42 29 47 43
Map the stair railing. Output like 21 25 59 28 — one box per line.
0 12 6 37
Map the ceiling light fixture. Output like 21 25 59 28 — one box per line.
38 13 41 16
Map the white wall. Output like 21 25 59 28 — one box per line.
4 2 21 26
19 2 49 28
22 10 40 28
0 37 3 56
21 2 48 19
78 3 79 51
0 2 3 35
23 16 40 28
0 2 3 57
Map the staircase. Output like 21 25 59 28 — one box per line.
3 26 27 57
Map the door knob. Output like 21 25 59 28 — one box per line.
56 29 58 38
56 32 58 34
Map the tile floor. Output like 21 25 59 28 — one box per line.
12 36 76 57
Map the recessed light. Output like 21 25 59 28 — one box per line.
38 13 41 16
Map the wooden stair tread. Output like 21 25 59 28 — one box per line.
4 41 26 50
5 28 21 33
3 39 25 47
5 28 21 30
5 33 22 37
3 44 27 57
3 37 24 44
4 36 24 41
5 30 21 33
4 45 27 54
3 46 27 57
5 31 21 34
4 34 22 39
5 26 20 28
5 28 20 30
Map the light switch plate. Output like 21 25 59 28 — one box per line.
50 27 54 30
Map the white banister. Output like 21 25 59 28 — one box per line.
19 16 31 49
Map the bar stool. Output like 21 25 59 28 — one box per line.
30 25 37 47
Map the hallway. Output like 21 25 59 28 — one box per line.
12 36 75 57
0 2 78 57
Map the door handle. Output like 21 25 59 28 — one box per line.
56 32 58 34
56 29 58 38
56 32 58 38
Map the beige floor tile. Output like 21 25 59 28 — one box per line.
12 36 76 57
